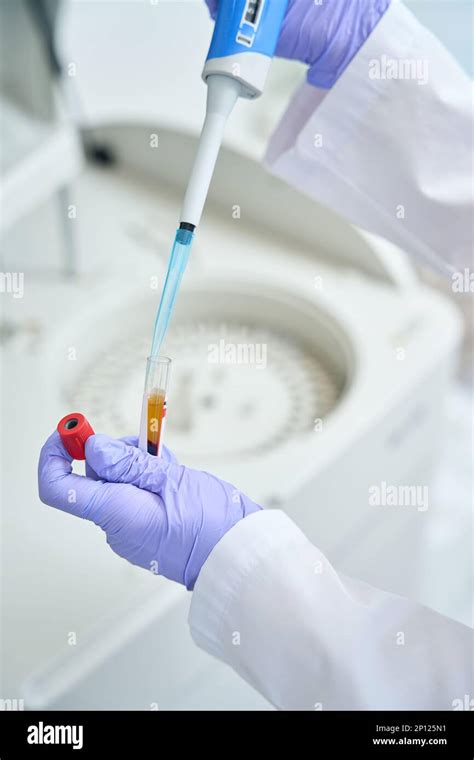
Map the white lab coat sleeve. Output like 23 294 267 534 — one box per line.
189 510 473 710
264 0 473 273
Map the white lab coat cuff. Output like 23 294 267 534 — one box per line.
189 510 304 661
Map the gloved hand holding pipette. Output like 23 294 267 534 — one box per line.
205 0 391 88
151 0 391 358
38 432 261 589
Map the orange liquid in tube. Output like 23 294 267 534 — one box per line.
147 390 167 456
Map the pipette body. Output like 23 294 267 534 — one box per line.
150 1 288 359
180 0 289 231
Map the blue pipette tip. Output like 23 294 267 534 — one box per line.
150 227 195 358
175 227 195 245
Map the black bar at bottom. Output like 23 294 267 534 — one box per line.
0 710 473 757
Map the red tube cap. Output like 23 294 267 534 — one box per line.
57 413 95 460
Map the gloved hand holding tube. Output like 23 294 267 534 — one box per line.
38 433 261 589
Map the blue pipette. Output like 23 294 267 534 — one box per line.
149 1 288 357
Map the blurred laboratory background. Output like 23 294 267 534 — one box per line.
0 0 472 710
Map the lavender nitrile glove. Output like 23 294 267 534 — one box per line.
205 0 391 88
38 432 261 589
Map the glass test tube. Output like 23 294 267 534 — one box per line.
139 356 171 456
